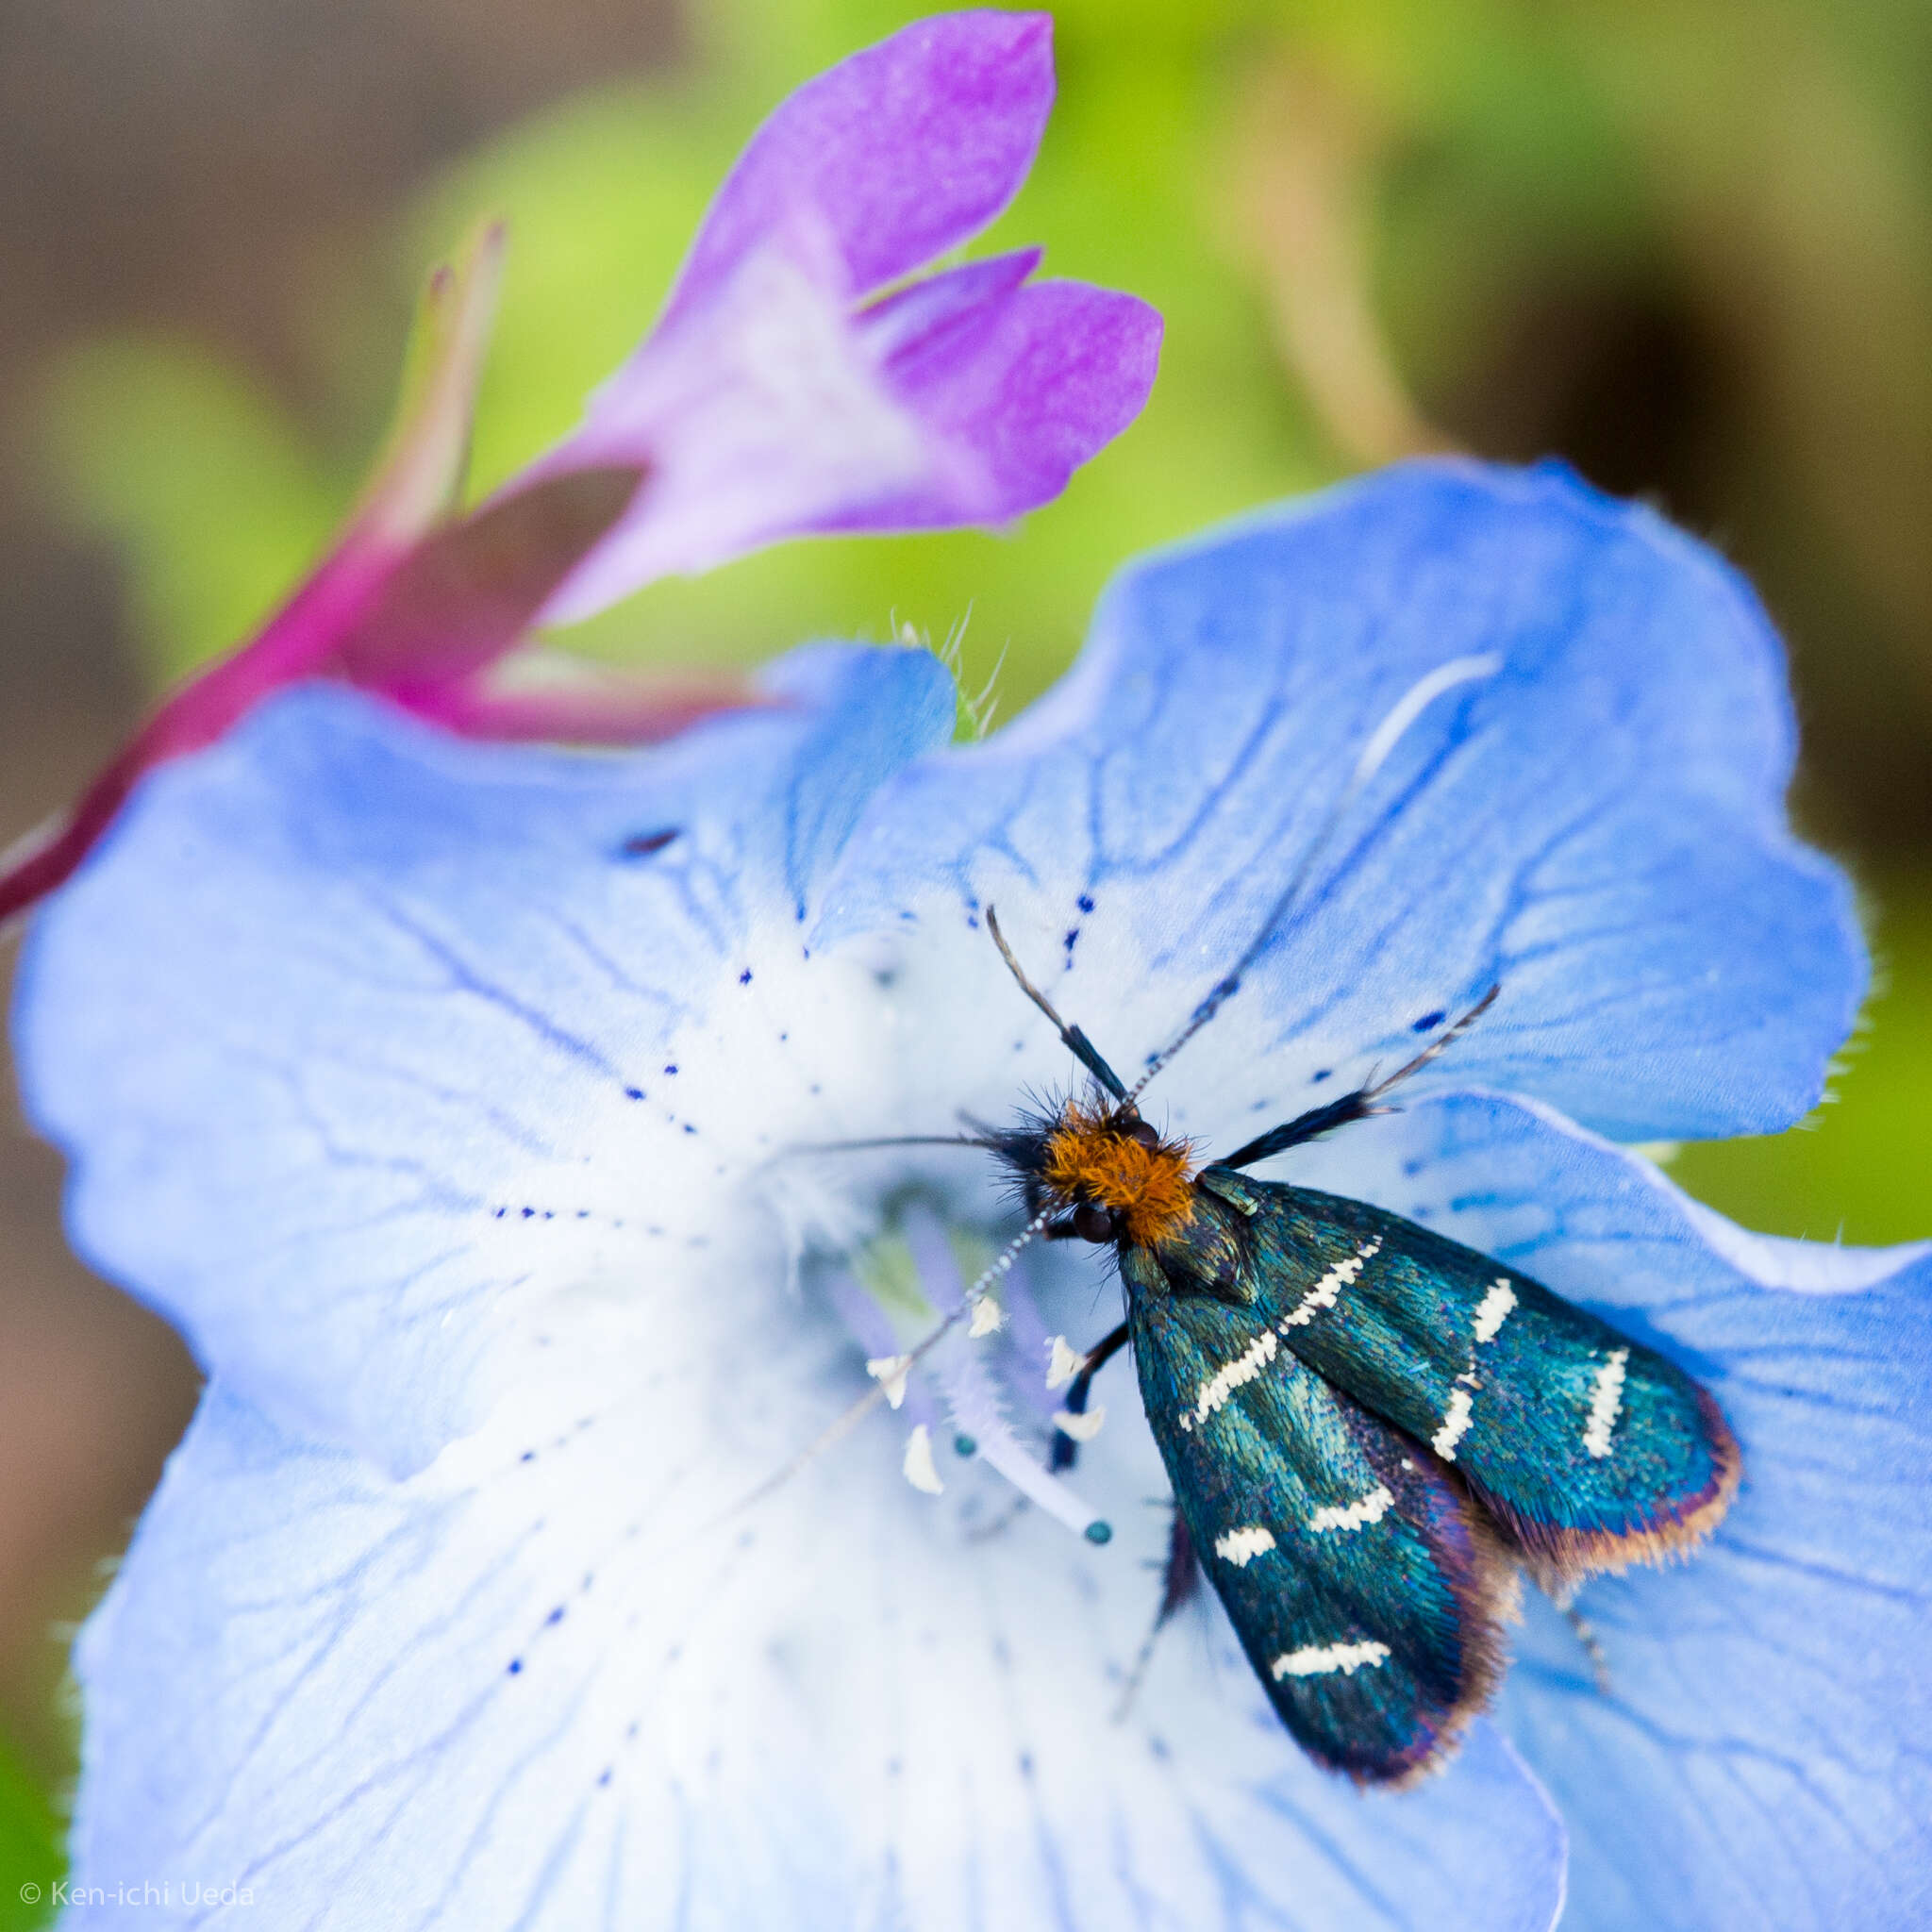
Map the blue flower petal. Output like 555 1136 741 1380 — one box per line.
17 464 1888 1928
1286 1091 1932 1931
823 459 1860 1142
65 1351 1565 1932
14 647 954 1474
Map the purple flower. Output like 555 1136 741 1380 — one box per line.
0 11 1159 928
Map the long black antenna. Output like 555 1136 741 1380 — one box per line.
986 906 1129 1101
1216 983 1501 1171
1123 653 1500 1107
1357 982 1501 1103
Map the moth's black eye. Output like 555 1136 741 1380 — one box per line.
1122 1119 1160 1151
1073 1201 1119 1243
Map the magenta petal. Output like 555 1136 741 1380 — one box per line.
665 10 1054 326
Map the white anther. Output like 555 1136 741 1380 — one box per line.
1045 1336 1087 1391
968 1297 1005 1339
902 1424 944 1495
1052 1405 1106 1442
866 1355 912 1409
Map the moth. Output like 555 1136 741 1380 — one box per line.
973 908 1740 1788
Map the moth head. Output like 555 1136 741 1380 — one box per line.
991 1098 1196 1247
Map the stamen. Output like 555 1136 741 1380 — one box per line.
905 1206 1114 1544
722 1209 1052 1525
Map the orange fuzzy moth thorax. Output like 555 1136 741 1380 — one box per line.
1041 1103 1197 1247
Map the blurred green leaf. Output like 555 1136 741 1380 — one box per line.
1670 871 1932 1247
36 340 343 689
0 1724 61 1930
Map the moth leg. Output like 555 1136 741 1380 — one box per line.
1158 1507 1201 1621
1561 1600 1613 1695
1050 1321 1131 1472
1536 1570 1613 1691
1113 1508 1200 1722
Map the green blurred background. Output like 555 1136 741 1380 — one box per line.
1 0 1928 1908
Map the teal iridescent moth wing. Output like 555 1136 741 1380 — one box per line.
1123 1241 1519 1785
1191 1167 1740 1584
